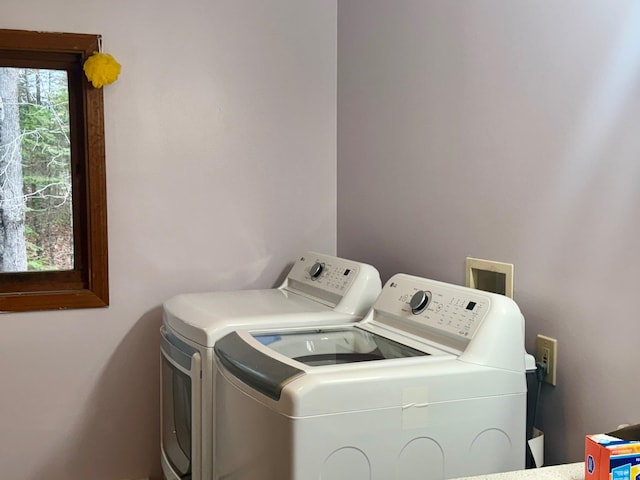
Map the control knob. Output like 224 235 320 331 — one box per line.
309 262 324 280
410 290 431 314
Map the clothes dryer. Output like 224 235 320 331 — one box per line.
160 252 381 480
214 273 529 480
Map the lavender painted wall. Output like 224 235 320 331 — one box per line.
338 0 640 465
0 1 337 479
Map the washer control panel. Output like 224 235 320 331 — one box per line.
376 274 491 341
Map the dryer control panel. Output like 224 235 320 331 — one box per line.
287 255 359 296
283 252 381 316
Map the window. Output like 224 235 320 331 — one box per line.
0 29 108 312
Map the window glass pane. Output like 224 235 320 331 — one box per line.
0 66 73 273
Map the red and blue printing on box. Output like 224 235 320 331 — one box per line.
586 425 640 480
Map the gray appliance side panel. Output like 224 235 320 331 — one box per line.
214 332 304 400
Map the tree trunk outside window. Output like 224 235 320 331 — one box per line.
0 67 28 272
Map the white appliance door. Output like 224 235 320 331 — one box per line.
160 326 201 480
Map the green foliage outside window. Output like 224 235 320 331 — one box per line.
16 68 73 271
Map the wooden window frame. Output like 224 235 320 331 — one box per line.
0 29 108 312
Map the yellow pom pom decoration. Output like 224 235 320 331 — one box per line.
83 52 121 88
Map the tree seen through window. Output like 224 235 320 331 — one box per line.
0 66 73 273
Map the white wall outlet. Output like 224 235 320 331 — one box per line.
536 334 558 386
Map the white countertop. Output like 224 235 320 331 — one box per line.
453 463 584 480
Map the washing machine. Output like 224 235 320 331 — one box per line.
160 252 381 480
213 273 529 480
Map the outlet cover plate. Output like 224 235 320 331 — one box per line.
536 334 558 386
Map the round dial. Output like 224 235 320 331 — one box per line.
309 262 324 279
410 290 431 314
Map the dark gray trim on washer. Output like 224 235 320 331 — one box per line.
214 331 304 400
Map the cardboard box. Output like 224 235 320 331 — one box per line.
586 425 640 480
